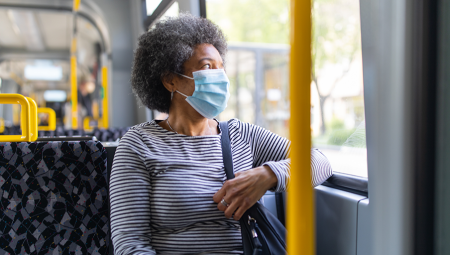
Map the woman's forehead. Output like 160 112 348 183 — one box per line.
192 44 223 62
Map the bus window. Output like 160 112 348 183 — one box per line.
160 1 179 20
219 50 257 125
208 0 367 177
146 0 164 16
146 0 179 20
207 0 291 138
311 0 367 177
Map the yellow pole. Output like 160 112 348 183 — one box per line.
92 101 99 120
0 118 4 134
287 0 314 254
71 0 79 129
102 66 109 129
72 0 80 11
71 55 78 129
83 116 95 132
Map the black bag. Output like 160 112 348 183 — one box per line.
219 121 287 255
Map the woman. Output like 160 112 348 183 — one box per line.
110 14 332 254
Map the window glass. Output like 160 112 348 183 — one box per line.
160 1 179 19
146 1 179 24
207 0 290 137
262 51 290 138
208 0 367 177
146 0 163 16
219 49 256 124
311 0 367 177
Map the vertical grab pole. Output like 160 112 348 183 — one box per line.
287 0 314 254
71 55 78 129
71 0 80 129
0 118 4 134
101 66 109 129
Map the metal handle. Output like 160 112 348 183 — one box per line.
0 94 37 142
83 116 96 132
27 97 38 141
0 118 4 134
38 107 57 131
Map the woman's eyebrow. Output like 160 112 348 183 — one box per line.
198 57 222 64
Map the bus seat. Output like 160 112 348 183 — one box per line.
0 141 110 255
261 191 286 226
101 142 119 255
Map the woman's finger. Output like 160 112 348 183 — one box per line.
213 180 229 203
233 203 249 221
224 198 240 219
217 196 231 212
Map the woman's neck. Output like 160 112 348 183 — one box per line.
164 105 216 136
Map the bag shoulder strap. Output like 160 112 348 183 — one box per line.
219 121 235 180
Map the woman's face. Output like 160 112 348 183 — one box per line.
183 43 224 74
175 43 224 95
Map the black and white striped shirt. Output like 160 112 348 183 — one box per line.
110 119 332 254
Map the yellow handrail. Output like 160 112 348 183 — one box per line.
0 118 4 134
287 0 314 254
38 107 57 131
12 104 20 125
20 97 37 141
0 94 35 142
83 116 96 132
27 97 38 141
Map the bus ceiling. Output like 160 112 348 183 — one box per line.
0 0 111 59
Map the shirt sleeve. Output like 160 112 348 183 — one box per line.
310 148 333 187
109 128 156 255
230 119 333 192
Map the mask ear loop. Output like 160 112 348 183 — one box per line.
171 90 174 100
175 72 194 80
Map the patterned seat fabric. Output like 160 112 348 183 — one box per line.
0 141 109 255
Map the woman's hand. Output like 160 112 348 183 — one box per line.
213 165 278 220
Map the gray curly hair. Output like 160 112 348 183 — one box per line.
131 13 228 113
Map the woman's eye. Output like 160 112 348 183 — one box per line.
203 64 211 69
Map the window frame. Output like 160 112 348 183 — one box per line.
321 173 368 197
142 0 176 30
142 0 206 30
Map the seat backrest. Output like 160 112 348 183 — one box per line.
0 141 109 255
103 142 119 255
261 191 286 226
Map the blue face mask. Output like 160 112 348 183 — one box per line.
175 69 230 119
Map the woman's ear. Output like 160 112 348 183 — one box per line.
161 72 176 92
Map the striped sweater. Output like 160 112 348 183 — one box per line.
110 119 333 254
